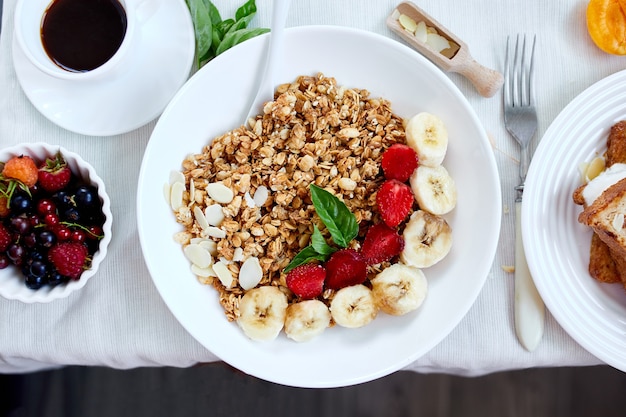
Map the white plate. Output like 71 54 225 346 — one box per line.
11 0 194 137
523 69 626 372
137 26 501 388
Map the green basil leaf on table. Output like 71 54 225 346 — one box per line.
309 184 358 248
186 0 213 66
235 0 258 21
186 0 268 67
215 27 270 56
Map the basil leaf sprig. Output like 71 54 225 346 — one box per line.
284 185 359 273
186 0 269 68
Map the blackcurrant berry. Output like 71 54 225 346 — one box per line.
38 230 56 248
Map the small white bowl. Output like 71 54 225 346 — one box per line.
0 143 112 303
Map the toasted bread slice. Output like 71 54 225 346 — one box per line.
579 178 626 275
607 120 626 167
588 232 621 283
575 121 626 285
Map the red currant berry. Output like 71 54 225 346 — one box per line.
71 230 86 243
29 215 41 227
55 225 72 241
37 199 57 215
44 213 59 226
87 225 103 240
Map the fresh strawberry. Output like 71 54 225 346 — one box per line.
381 144 418 182
0 223 12 252
38 153 72 193
360 223 405 265
324 249 367 290
2 155 38 188
376 179 414 227
48 242 89 280
285 263 326 299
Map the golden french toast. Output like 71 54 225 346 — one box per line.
578 178 626 284
574 120 626 288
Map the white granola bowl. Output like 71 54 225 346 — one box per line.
0 142 112 303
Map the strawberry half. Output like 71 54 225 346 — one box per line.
48 242 89 280
285 263 326 299
38 153 72 193
324 249 368 290
360 223 405 265
376 179 414 228
381 144 418 182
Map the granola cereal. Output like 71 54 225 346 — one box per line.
171 73 406 321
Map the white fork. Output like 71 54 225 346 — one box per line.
504 34 545 352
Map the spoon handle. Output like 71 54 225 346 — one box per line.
245 0 291 122
453 59 504 98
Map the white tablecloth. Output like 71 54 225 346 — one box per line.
0 0 616 376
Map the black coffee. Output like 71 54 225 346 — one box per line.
41 0 128 72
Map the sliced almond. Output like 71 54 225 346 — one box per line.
199 239 218 256
613 213 625 232
189 179 196 202
426 32 451 53
239 257 263 290
213 261 234 288
414 21 428 43
585 156 606 182
232 247 245 262
169 170 185 185
170 181 185 211
253 185 269 207
206 182 234 204
244 192 256 208
398 13 418 34
203 226 227 239
191 264 217 278
183 244 213 269
193 206 210 230
163 183 171 205
205 204 225 226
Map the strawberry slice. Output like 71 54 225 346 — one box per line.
324 249 367 290
376 179 414 227
360 223 405 265
381 144 418 182
38 153 72 193
285 263 326 299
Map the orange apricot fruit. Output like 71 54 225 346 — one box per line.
587 0 626 55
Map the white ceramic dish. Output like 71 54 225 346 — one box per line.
137 26 501 388
0 143 113 303
11 0 194 136
523 69 626 373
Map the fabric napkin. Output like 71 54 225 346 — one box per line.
0 0 615 377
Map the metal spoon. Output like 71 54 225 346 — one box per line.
244 0 291 122
387 1 503 98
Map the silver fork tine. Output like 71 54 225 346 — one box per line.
504 36 511 107
528 34 536 106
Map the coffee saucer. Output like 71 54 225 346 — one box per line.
12 0 195 137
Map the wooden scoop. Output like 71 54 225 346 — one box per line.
386 2 503 98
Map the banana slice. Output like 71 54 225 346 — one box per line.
405 112 448 167
284 300 332 342
410 164 457 215
400 210 452 268
329 284 378 328
237 286 288 341
371 263 428 316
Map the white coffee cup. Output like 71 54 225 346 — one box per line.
14 0 157 81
